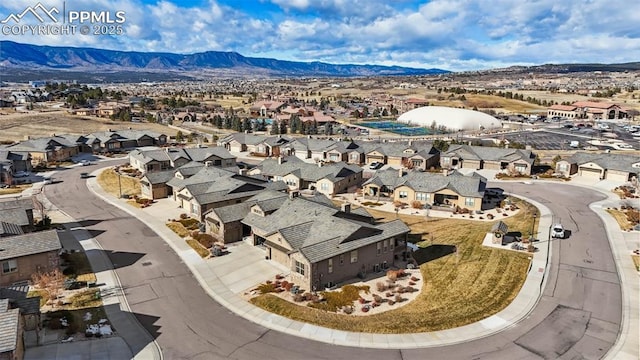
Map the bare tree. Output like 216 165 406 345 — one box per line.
31 268 65 305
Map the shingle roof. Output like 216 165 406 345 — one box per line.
0 198 32 227
0 307 19 353
142 170 176 185
206 190 288 223
0 222 23 237
364 169 486 197
443 144 534 164
256 157 362 183
0 230 61 261
242 197 410 263
566 152 640 174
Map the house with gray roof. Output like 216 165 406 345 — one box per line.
441 144 535 175
167 165 288 221
129 146 236 173
5 135 80 165
204 190 288 244
0 150 32 185
242 195 410 292
249 156 363 196
555 152 640 182
364 140 440 170
0 299 22 360
84 129 167 153
0 230 61 287
217 133 291 156
0 199 34 233
363 168 487 211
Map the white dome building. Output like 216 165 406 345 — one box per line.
397 106 502 131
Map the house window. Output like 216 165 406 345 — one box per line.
416 192 429 201
191 203 199 215
558 163 569 172
442 157 450 165
2 259 17 274
377 242 382 255
295 260 305 276
399 191 408 199
383 239 388 253
328 259 333 273
350 250 358 263
320 183 329 191
465 198 475 206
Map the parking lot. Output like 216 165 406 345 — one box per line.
482 128 640 150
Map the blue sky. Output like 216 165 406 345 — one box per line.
1 0 639 71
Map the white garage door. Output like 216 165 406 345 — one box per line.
606 172 628 183
579 167 602 179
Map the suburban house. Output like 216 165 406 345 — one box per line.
440 145 535 175
217 133 291 156
363 169 487 212
249 100 286 117
166 165 288 220
0 298 23 360
204 190 289 244
324 141 366 164
129 147 236 173
547 101 628 121
0 230 61 287
364 141 440 170
555 152 640 182
0 199 34 234
0 150 32 185
83 130 167 153
249 156 363 196
282 138 337 161
242 195 411 291
4 136 80 165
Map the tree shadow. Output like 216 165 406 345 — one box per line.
101 303 161 357
411 244 457 265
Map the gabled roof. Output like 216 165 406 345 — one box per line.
364 169 486 198
242 197 409 263
565 152 640 174
0 230 61 261
443 144 533 164
6 135 77 152
255 157 362 183
142 170 176 185
0 222 23 237
206 190 288 223
0 198 33 227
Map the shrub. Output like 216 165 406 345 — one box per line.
410 276 419 282
180 213 188 220
375 281 387 292
386 270 398 282
257 283 276 294
284 282 294 292
411 201 423 209
395 294 402 302
293 294 304 302
373 294 383 303
487 213 494 220
388 300 395 306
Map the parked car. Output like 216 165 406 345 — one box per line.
551 224 565 239
80 160 92 166
43 177 53 184
369 162 383 170
80 172 89 179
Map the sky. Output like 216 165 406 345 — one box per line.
1 0 639 72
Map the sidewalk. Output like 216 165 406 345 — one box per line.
85 168 554 349
36 193 162 360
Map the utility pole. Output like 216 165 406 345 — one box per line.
118 172 122 198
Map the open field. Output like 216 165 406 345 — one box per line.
250 198 535 333
0 111 176 142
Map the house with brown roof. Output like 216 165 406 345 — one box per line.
242 195 410 291
547 101 628 121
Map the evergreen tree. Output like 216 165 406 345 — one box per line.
279 121 287 135
271 120 279 135
176 131 184 142
243 118 252 132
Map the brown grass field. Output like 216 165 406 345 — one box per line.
250 197 536 333
97 168 141 198
0 111 176 142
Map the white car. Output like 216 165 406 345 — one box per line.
80 160 92 166
551 224 565 239
369 162 383 170
43 177 53 184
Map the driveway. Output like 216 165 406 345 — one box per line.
25 337 132 360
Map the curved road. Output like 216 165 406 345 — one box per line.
46 166 622 360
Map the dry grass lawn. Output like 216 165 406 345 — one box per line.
97 168 141 198
166 222 190 238
186 239 210 258
0 111 176 142
0 184 31 195
606 209 635 231
251 197 535 333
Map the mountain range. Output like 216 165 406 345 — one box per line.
0 40 447 78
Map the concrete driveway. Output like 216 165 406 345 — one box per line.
25 337 132 360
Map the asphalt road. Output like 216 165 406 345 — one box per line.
45 165 622 360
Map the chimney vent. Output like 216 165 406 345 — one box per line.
278 156 283 165
398 168 404 178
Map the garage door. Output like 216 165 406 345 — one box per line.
579 167 602 179
606 172 628 182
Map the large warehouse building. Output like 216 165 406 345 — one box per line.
397 106 503 131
